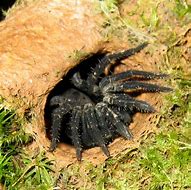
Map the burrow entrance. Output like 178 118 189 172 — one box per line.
44 49 163 163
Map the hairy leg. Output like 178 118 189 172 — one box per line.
49 104 70 152
104 93 155 113
87 43 148 87
84 104 110 157
70 43 149 95
69 107 83 161
103 80 172 94
99 70 168 89
98 102 132 140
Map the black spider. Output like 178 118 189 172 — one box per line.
46 43 171 161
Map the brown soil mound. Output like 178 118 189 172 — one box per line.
0 0 166 168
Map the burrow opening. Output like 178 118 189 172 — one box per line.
44 49 162 157
44 52 142 150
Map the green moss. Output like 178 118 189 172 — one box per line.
0 102 55 189
173 0 191 19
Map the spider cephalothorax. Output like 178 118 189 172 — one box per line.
47 43 171 161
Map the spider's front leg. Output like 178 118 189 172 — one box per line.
69 107 83 161
87 42 148 87
70 43 148 95
81 104 110 157
103 80 172 94
49 98 71 152
99 70 168 89
97 102 133 140
104 94 155 113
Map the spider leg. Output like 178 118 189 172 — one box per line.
49 104 71 152
104 94 155 113
95 103 114 141
99 70 168 89
69 107 83 161
98 103 132 140
84 104 110 157
110 105 132 124
107 42 148 61
103 80 172 94
81 107 92 147
87 43 148 86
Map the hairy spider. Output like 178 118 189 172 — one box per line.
47 43 171 161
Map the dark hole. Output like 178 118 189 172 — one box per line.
0 0 16 21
